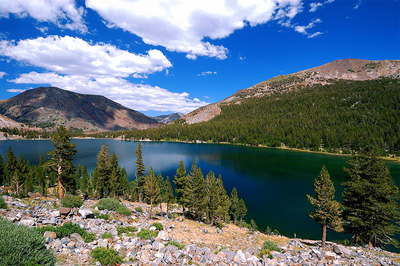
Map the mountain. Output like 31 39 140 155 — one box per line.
0 87 160 132
154 113 184 124
182 59 400 124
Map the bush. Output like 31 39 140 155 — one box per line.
117 226 138 236
61 194 83 208
90 247 122 266
102 232 113 239
0 218 56 266
151 222 163 231
0 197 7 209
98 213 110 220
116 206 132 216
95 198 121 211
135 206 143 213
166 241 185 250
137 229 158 240
92 210 100 217
262 240 281 252
36 222 95 243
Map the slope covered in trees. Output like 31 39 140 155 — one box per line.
115 79 400 155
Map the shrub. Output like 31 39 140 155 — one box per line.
151 222 163 231
166 241 185 250
98 213 110 220
36 222 95 243
95 198 121 211
102 232 113 239
0 218 56 266
116 206 132 216
0 197 7 209
61 194 83 208
137 229 158 240
92 210 100 217
135 206 143 213
117 226 138 236
262 240 281 252
90 247 122 266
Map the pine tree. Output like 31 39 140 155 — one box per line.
95 143 111 198
174 160 188 210
109 152 120 198
205 171 218 225
47 126 77 199
342 147 400 247
188 159 206 220
307 165 343 248
0 154 5 186
37 154 47 196
164 176 175 214
118 168 129 199
230 187 239 225
157 173 164 212
135 142 146 202
144 167 161 219
5 147 17 186
238 198 247 226
12 155 27 196
216 175 230 223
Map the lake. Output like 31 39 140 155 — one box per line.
1 139 399 250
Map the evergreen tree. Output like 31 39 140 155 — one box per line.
342 147 400 247
135 142 146 202
37 154 47 196
94 143 111 198
5 147 17 186
12 155 27 196
144 167 161 219
174 160 188 211
0 154 4 186
118 168 129 199
47 126 77 199
205 171 218 225
216 175 230 223
74 164 82 194
157 173 164 212
307 165 343 248
188 159 206 220
238 198 247 226
81 165 90 198
164 176 174 214
230 187 239 225
109 152 120 198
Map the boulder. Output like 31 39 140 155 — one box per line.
78 208 94 219
234 250 246 263
333 244 353 257
70 233 85 247
157 230 169 241
50 210 60 218
60 207 71 217
19 218 35 227
325 251 336 260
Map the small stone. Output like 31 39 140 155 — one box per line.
325 251 336 260
19 218 35 227
60 207 71 216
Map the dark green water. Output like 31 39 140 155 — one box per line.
1 139 399 251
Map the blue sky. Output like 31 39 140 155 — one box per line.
0 0 399 117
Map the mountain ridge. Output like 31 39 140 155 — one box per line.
0 87 160 132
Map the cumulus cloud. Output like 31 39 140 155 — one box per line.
197 71 217 76
0 36 172 77
11 72 207 113
281 18 323 38
309 0 334 12
0 71 6 78
86 0 303 59
0 0 87 32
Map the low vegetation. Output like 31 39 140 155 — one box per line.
61 194 83 208
90 247 123 266
36 222 96 243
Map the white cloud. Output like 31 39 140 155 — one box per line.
11 72 208 113
0 36 172 77
354 0 362 9
307 31 323 38
197 71 217 76
282 18 323 38
7 88 25 93
0 71 6 78
309 0 334 12
0 0 87 32
86 0 303 59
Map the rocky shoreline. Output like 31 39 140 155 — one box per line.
1 194 399 266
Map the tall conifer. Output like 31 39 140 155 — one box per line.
164 176 174 214
205 171 218 225
144 167 160 219
174 160 188 210
5 147 17 186
230 187 239 224
135 142 146 202
216 175 230 223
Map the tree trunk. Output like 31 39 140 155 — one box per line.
322 221 327 249
149 199 153 220
368 240 373 248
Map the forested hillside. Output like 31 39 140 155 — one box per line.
107 79 400 155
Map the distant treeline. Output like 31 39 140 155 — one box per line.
93 79 400 156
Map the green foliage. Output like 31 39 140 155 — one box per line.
0 197 7 209
151 222 163 231
117 79 400 155
102 232 114 239
135 206 143 213
0 218 56 266
258 240 281 258
342 147 400 247
188 158 206 221
36 222 95 243
249 219 257 233
90 247 123 266
144 167 161 219
116 206 132 216
116 226 138 236
94 143 111 198
61 194 83 208
230 187 239 224
95 198 122 211
137 229 158 240
166 241 185 250
135 142 146 202
174 160 188 206
307 165 343 248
